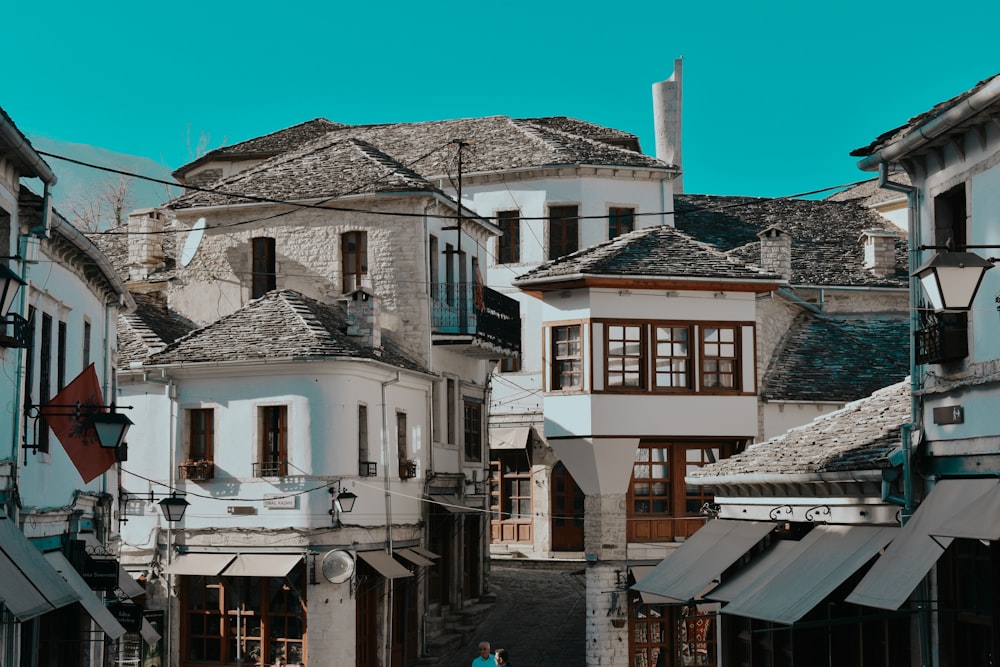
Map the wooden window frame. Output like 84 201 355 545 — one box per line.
653 325 692 391
396 410 409 478
605 323 645 390
187 408 214 461
39 312 52 454
258 405 288 477
548 205 579 260
463 400 483 462
700 324 740 392
342 230 368 292
627 441 733 542
489 453 533 543
551 324 583 391
496 210 520 264
251 237 276 299
608 207 635 239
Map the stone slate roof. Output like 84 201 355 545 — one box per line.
826 173 911 206
173 118 346 178
851 72 1000 158
169 116 672 204
690 379 910 480
118 293 198 366
674 194 908 288
170 138 440 209
146 290 427 373
762 312 910 403
513 225 782 285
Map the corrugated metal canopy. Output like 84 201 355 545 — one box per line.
631 520 778 602
847 478 998 610
721 525 896 625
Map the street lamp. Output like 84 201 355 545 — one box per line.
329 486 357 527
0 264 24 317
157 494 190 523
91 410 134 450
913 250 994 313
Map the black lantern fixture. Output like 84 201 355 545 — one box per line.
0 264 24 317
157 494 190 523
91 410 134 450
913 250 994 313
329 485 358 527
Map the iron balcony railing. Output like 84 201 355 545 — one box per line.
253 460 288 477
915 312 968 365
0 313 29 348
431 283 520 352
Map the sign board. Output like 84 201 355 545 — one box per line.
263 493 296 509
932 405 964 425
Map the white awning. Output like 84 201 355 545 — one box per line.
162 553 236 576
140 617 161 647
632 520 778 602
931 480 1000 541
357 551 413 579
706 540 798 603
221 554 303 578
409 546 440 560
630 566 676 605
0 518 80 620
847 478 998 610
395 548 435 567
44 551 128 640
720 525 896 624
490 427 532 450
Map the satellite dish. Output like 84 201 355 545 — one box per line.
180 217 206 267
320 549 355 584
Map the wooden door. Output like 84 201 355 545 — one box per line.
551 461 585 551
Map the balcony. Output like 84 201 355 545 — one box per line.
0 313 29 348
179 460 214 481
431 283 520 359
399 459 417 480
359 460 378 477
253 460 287 477
915 312 968 365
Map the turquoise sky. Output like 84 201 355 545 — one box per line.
5 0 999 198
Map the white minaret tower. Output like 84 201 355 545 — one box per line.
653 58 683 193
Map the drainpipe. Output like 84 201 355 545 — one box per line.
877 161 929 666
380 372 400 667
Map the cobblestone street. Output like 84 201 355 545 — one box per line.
443 562 586 667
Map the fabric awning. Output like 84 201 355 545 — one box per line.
395 548 435 567
409 546 440 560
44 551 128 640
632 520 778 602
221 554 303 578
0 518 80 620
118 569 146 599
140 617 161 647
720 525 896 625
357 551 413 579
429 495 479 514
630 565 676 605
930 480 1000 541
490 427 532 450
162 553 236 576
847 478 998 610
706 540 799 604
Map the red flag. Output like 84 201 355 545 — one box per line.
39 363 116 483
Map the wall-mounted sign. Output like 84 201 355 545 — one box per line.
264 494 296 509
933 405 964 425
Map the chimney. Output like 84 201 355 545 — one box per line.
127 208 165 281
345 287 381 352
758 226 791 280
652 57 683 192
860 229 898 278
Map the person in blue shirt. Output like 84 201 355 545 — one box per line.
472 641 496 667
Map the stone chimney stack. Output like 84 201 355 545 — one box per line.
127 208 165 281
652 58 683 193
345 287 381 352
860 229 898 278
758 226 791 280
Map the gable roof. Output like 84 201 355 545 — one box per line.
146 290 427 373
825 174 911 206
169 138 441 210
852 72 1000 168
674 194 908 288
513 224 782 287
762 312 910 403
173 118 346 179
118 293 198 366
690 379 910 483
